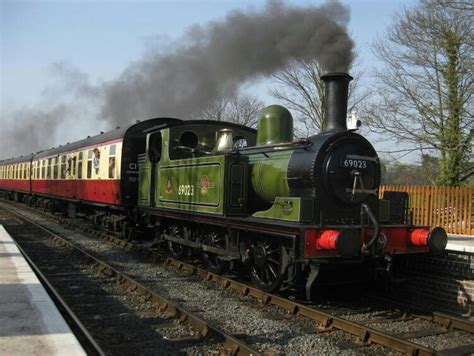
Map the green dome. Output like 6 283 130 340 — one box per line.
256 105 294 146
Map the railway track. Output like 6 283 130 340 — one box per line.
0 204 260 355
2 199 474 355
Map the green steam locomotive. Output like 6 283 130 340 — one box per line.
136 73 447 298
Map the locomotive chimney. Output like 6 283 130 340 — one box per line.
321 72 353 133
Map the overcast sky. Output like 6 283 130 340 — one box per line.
0 0 417 159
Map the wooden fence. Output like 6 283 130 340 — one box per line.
379 186 474 236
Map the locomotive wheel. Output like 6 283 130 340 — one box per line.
249 239 284 292
201 232 228 274
167 241 186 258
166 225 186 258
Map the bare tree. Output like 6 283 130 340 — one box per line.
199 95 231 122
269 59 369 137
226 95 264 128
198 93 264 128
364 0 473 185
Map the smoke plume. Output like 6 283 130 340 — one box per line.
101 0 354 123
1 0 353 159
0 63 102 160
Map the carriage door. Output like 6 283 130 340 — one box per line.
138 132 162 206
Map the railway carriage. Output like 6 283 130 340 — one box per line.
0 155 34 197
0 119 179 218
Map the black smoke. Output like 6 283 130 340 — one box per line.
102 0 353 123
1 0 353 159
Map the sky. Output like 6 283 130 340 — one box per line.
0 0 418 159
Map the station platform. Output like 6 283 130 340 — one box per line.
447 234 474 253
0 225 86 355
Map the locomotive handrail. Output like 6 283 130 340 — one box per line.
361 203 380 254
235 139 312 153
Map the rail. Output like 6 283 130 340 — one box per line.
2 204 261 356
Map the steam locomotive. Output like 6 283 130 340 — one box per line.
0 72 447 298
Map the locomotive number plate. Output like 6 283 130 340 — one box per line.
178 184 194 196
341 158 368 169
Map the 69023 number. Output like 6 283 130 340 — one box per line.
178 184 194 196
342 159 367 169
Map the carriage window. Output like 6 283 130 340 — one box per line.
87 150 93 178
78 152 83 179
37 162 40 179
41 161 45 179
47 159 52 179
72 156 77 176
109 145 116 178
67 157 72 176
93 148 100 175
53 157 59 179
60 156 67 179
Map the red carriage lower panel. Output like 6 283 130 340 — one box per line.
32 179 121 205
0 179 30 193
